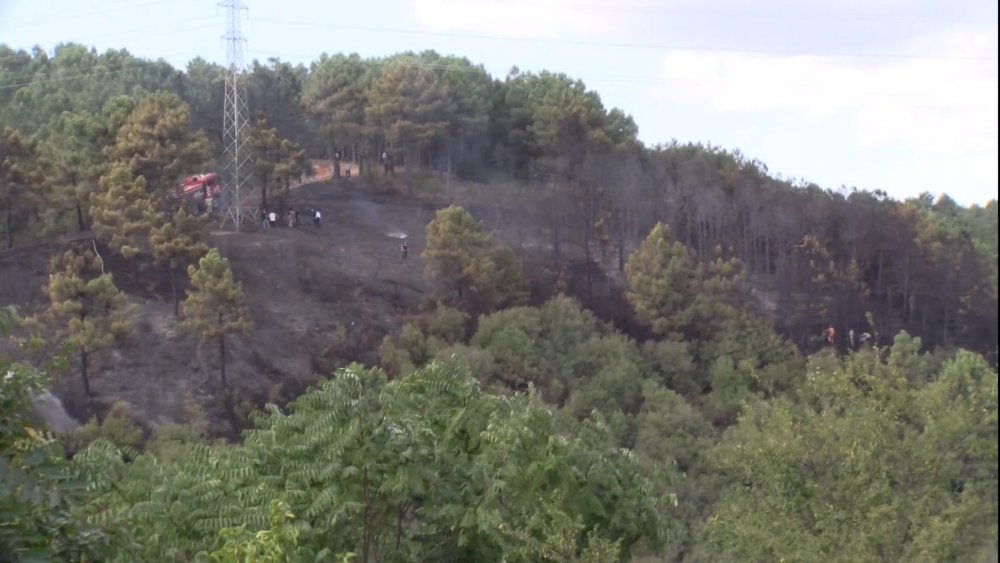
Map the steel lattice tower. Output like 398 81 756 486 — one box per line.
219 0 253 228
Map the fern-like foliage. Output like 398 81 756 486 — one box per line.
66 361 664 561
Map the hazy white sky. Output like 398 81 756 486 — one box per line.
1 0 997 205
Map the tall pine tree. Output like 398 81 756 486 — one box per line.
91 164 159 259
150 208 208 317
103 92 212 210
35 244 131 395
1 128 45 249
423 205 522 315
180 249 251 389
38 110 108 233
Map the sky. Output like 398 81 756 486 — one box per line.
1 0 997 206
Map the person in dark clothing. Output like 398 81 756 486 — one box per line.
400 240 408 259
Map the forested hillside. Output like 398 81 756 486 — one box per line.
2 43 997 355
1 42 997 561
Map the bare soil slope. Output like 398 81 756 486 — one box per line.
1 179 441 437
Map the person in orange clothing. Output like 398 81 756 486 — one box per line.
824 325 836 346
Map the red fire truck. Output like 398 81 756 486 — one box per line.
178 173 221 200
176 173 221 214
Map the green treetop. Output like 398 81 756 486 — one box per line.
35 244 131 395
149 207 208 317
423 205 522 315
180 248 251 390
91 163 159 259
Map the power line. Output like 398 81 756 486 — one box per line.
246 16 999 62
411 0 999 24
243 48 996 103
0 20 218 67
0 26 218 79
11 0 176 28
0 41 215 92
3 39 993 104
1 15 995 103
1 13 993 71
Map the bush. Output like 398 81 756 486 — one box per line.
419 306 469 344
379 334 416 377
65 401 144 454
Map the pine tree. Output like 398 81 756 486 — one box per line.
180 249 251 389
423 205 522 315
91 164 159 259
1 128 46 249
250 118 280 209
627 224 762 343
37 244 131 396
103 92 212 210
150 208 209 317
274 138 306 207
38 110 108 233
624 222 703 338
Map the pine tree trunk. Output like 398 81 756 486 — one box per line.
902 251 911 321
219 333 227 390
406 145 415 196
553 212 562 265
218 310 227 389
170 267 179 317
583 204 593 305
81 348 91 396
446 137 453 193
942 304 950 345
764 237 770 275
875 248 884 302
75 202 86 233
5 200 12 249
618 208 626 272
71 174 86 232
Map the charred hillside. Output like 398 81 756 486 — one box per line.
2 45 995 363
1 180 435 432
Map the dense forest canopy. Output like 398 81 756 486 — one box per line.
0 41 997 561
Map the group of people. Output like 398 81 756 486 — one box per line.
824 325 872 349
322 149 396 178
260 207 322 229
258 203 411 262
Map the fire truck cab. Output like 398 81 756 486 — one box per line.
176 173 221 214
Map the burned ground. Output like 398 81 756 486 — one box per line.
1 179 440 437
1 175 636 438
